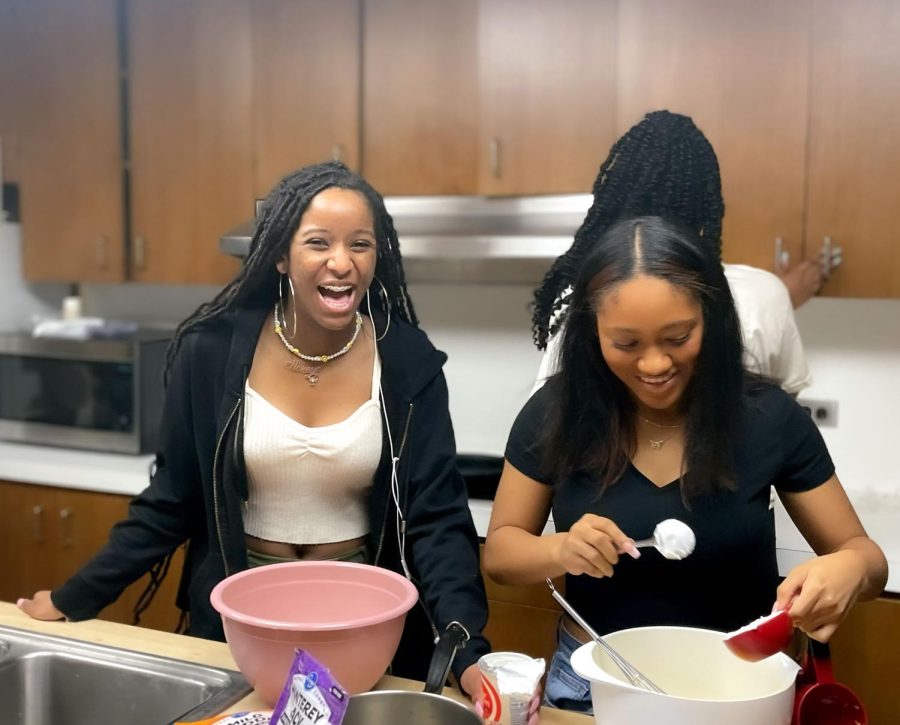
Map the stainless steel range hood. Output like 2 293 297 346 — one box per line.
219 194 592 284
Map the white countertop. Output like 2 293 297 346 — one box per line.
0 441 153 495
1 441 896 593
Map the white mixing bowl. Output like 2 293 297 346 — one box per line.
570 625 799 725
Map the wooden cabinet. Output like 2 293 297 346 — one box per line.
252 0 361 197
478 0 617 196
7 0 899 296
3 0 247 285
617 0 811 272
126 0 251 285
363 0 479 195
0 0 26 184
0 480 184 633
363 0 616 196
11 0 126 282
480 545 562 665
830 596 900 725
618 0 900 296
805 0 900 298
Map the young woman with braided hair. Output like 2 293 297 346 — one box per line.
18 161 490 699
532 110 815 396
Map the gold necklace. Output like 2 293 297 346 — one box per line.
637 415 682 451
273 304 362 386
282 358 325 386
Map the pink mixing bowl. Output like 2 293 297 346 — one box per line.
209 561 418 705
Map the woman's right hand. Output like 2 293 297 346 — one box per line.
552 514 638 578
17 591 65 621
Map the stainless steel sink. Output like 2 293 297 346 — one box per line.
0 624 252 725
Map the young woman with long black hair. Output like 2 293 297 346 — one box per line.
485 216 886 714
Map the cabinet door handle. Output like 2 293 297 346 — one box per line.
489 137 502 179
59 507 74 549
331 144 343 162
774 237 789 272
95 235 108 270
820 235 843 278
134 236 146 270
32 505 44 543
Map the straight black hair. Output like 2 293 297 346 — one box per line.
540 215 744 499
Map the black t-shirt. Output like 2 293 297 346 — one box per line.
505 381 834 635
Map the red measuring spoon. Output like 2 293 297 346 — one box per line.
724 608 794 662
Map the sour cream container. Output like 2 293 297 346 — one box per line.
478 651 545 725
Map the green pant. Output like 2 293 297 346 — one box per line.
246 544 370 569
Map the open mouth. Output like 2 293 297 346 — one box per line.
318 284 355 312
638 371 677 389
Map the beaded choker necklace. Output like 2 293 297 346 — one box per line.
273 303 362 386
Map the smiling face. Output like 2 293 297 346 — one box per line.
596 274 704 419
276 187 377 335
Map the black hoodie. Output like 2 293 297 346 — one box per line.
52 304 490 682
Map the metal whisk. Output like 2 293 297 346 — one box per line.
546 578 666 694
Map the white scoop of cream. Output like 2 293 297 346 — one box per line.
652 519 695 559
639 518 696 560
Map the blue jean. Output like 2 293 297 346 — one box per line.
543 619 594 714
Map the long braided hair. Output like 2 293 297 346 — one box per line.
164 161 417 382
532 110 724 349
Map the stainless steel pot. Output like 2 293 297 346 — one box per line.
341 621 481 725
341 689 481 725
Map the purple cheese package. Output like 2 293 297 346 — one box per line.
269 650 349 725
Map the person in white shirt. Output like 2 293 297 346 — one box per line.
532 111 812 395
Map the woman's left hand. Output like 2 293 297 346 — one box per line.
774 550 867 642
460 663 482 703
467 663 541 725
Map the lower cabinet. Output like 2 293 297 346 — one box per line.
480 545 562 667
830 595 900 725
0 480 184 632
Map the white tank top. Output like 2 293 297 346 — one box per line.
242 353 382 545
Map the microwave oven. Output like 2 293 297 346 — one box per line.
0 332 171 454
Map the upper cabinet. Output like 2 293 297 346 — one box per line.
362 0 616 196
805 0 900 298
7 0 900 297
13 0 126 282
363 0 479 195
477 0 617 196
127 0 252 285
0 1 26 184
617 0 811 272
252 0 361 197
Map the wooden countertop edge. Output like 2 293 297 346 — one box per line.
0 601 591 723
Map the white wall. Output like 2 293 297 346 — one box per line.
793 297 900 493
777 297 900 559
0 222 67 332
408 283 543 455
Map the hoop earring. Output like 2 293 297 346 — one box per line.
278 273 297 339
366 276 391 342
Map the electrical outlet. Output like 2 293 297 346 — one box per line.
797 398 838 427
